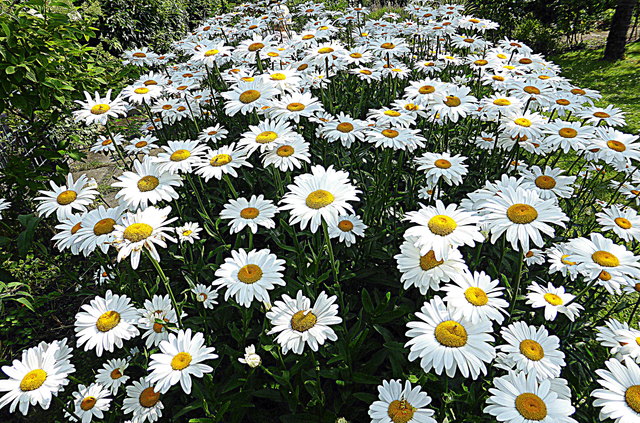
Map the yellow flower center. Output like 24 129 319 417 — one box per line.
607 140 626 152
318 47 334 54
556 99 570 106
182 230 192 237
197 293 208 302
270 73 287 81
240 207 260 219
592 250 620 267
515 393 547 421
558 127 577 138
239 90 261 104
96 310 121 332
519 339 545 361
101 139 113 146
337 122 354 133
137 175 160 192
248 42 264 52
277 145 294 157
544 293 563 306
110 368 122 379
492 75 505 81
599 270 612 281
256 131 278 144
204 49 219 57
382 129 399 138
360 69 372 75
534 175 556 190
384 110 401 117
93 218 116 236
57 190 77 205
170 352 192 370
474 59 488 66
418 85 435 94
139 387 161 408
514 118 532 127
387 399 416 423
302 34 315 40
560 254 576 265
507 204 538 224
241 77 255 82
464 287 488 306
615 217 633 229
210 153 232 166
444 96 461 107
435 320 468 347
237 264 263 284
625 385 640 413
123 223 153 242
305 190 335 209
19 369 47 391
350 52 363 58
493 98 512 106
135 141 148 148
419 250 444 271
338 220 354 232
290 310 317 332
594 111 611 119
520 58 533 64
463 38 475 43
287 103 306 112
381 42 396 49
571 88 586 95
428 215 457 236
90 104 111 115
523 86 541 94
404 103 419 111
170 149 191 162
135 87 150 95
81 396 97 411
434 159 451 169
71 222 82 234
133 52 147 58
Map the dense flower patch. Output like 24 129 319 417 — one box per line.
2 1 640 422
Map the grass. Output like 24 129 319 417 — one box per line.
551 42 640 134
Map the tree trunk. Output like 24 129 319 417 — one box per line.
604 0 638 60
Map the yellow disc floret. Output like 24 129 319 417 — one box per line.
435 320 468 347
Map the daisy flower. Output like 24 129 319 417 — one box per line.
75 204 126 256
221 79 279 116
111 206 177 270
263 68 302 93
500 111 546 141
266 290 342 354
213 248 286 308
485 371 577 423
154 140 208 174
368 379 437 423
35 173 98 221
364 126 426 151
328 214 367 247
566 233 640 291
498 321 565 380
198 124 229 144
262 135 311 171
526 281 583 322
52 214 85 254
124 135 159 156
90 133 125 154
191 284 218 309
122 47 157 66
114 158 183 210
268 91 324 123
524 248 546 265
122 378 164 423
280 165 361 233
395 235 468 294
405 296 495 379
0 198 10 218
591 128 640 166
519 166 576 200
176 222 201 244
238 119 297 156
404 200 484 259
73 89 127 126
546 243 579 280
67 383 111 423
195 144 253 182
74 290 140 357
597 205 640 242
96 358 130 394
0 341 75 415
238 345 262 368
147 329 218 394
431 85 478 123
415 152 468 187
441 271 509 325
592 357 640 422
121 83 163 105
220 195 278 234
138 295 178 349
480 187 568 252
367 108 416 128
576 104 626 127
543 120 594 153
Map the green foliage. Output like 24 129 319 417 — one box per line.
512 15 559 54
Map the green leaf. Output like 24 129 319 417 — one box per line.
5 66 15 74
361 288 374 314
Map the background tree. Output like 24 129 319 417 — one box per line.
604 0 638 60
